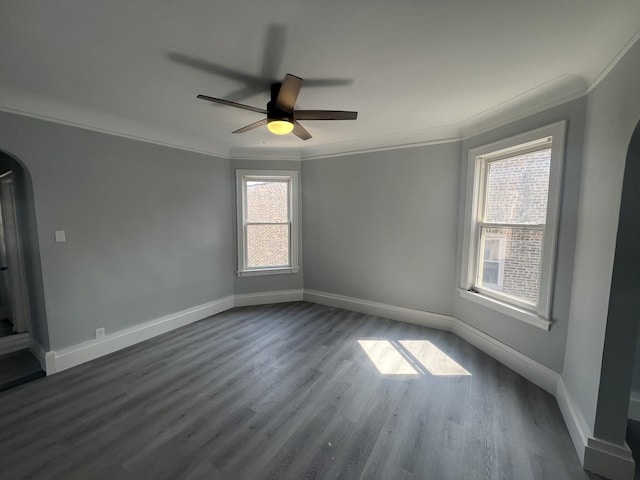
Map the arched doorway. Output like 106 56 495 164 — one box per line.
591 117 640 470
0 149 49 388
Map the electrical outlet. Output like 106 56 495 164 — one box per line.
96 328 105 339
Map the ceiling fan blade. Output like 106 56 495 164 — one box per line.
292 121 312 141
276 74 303 111
197 95 267 114
302 78 353 88
232 118 268 134
294 110 358 120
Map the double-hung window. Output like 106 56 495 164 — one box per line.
460 122 565 329
236 170 299 276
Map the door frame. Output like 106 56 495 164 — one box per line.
0 171 30 333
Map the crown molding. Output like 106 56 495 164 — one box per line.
459 73 589 141
1 30 638 163
0 79 589 162
0 82 590 162
587 26 640 95
299 125 461 160
229 147 301 161
298 74 589 160
0 87 230 160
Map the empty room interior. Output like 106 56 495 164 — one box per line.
1 2 640 479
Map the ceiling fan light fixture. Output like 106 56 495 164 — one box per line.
267 119 294 135
197 73 357 140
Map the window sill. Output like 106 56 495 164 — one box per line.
457 289 552 331
236 266 300 277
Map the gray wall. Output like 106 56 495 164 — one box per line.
454 97 587 372
302 142 461 315
561 38 640 441
230 159 304 295
0 111 234 350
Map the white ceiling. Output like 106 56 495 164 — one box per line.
1 1 639 159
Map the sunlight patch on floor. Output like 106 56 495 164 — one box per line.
399 340 471 376
357 340 419 375
357 339 471 376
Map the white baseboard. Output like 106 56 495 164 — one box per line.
45 296 235 375
556 377 590 464
0 332 30 355
584 437 635 480
628 391 640 421
451 318 560 394
303 290 454 331
29 339 48 373
42 290 304 375
556 377 635 480
234 289 304 307
45 289 557 396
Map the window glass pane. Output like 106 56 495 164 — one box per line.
484 238 501 261
482 261 500 285
246 180 289 223
247 224 289 267
484 149 551 225
478 226 542 305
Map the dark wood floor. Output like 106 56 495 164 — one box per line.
0 349 44 392
0 302 598 479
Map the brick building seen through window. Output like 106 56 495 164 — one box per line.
245 181 290 268
479 149 551 304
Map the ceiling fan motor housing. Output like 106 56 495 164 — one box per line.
267 102 293 123
267 83 293 122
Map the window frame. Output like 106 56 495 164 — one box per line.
235 169 300 277
459 122 566 330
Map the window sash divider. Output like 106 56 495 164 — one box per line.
245 221 290 226
480 142 552 163
478 222 545 230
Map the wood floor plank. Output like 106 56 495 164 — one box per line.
0 302 595 479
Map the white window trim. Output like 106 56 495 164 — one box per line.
235 169 300 277
458 289 552 330
459 121 566 330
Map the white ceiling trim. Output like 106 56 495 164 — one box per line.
300 131 461 161
586 26 640 95
0 81 592 162
1 28 638 163
0 82 583 162
229 147 301 161
0 86 229 160
459 74 587 138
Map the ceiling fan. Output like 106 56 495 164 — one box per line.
197 73 357 140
